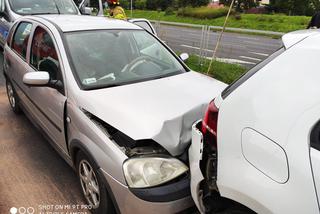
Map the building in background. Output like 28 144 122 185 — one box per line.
259 0 270 4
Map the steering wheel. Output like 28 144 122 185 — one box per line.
120 55 158 73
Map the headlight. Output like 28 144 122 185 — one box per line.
123 157 188 188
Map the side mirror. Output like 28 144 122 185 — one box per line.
23 72 50 87
83 7 94 15
180 53 189 62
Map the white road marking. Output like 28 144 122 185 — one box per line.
181 44 256 65
215 57 256 65
243 40 280 48
240 56 262 62
237 36 259 41
181 44 213 52
198 55 256 65
249 51 269 57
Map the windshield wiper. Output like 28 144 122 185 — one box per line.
53 0 61 14
85 83 122 90
31 12 60 15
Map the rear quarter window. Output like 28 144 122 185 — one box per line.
12 22 32 60
311 121 320 151
7 22 18 47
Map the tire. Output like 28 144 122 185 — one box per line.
76 151 116 214
6 80 21 114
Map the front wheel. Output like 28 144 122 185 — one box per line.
6 80 21 114
76 151 115 214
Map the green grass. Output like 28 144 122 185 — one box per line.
185 55 247 84
177 6 230 19
129 10 311 33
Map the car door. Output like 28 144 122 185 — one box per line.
129 19 157 36
78 0 104 16
6 21 35 112
25 25 67 152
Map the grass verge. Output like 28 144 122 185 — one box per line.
185 55 247 84
129 10 310 33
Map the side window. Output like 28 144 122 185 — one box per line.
12 22 32 60
30 27 62 82
0 0 4 13
7 22 18 47
133 21 155 35
81 0 100 15
73 0 82 6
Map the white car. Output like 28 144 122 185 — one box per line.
189 30 320 214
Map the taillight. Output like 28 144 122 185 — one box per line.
202 100 219 142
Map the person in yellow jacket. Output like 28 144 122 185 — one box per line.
106 0 127 20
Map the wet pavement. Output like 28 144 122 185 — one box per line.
0 53 89 214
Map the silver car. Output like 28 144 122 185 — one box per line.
0 0 155 48
3 15 226 213
0 0 81 47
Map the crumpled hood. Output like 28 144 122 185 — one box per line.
78 71 227 156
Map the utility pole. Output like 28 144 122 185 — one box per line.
207 0 235 75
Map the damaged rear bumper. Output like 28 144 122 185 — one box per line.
189 120 206 213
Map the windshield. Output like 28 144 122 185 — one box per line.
9 0 78 15
65 30 187 90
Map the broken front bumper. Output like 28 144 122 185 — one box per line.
188 120 206 213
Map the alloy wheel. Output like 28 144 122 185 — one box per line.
79 160 101 209
6 82 16 108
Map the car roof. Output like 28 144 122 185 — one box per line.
25 15 142 32
282 29 319 49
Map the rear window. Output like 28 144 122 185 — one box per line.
9 0 78 15
221 47 285 99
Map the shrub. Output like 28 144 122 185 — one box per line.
245 7 267 14
165 7 175 15
135 0 146 9
120 0 130 9
177 6 230 19
177 0 209 7
146 0 158 10
234 13 242 20
146 0 172 10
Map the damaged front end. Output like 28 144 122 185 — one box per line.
83 109 191 197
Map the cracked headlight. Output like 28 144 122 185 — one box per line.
123 157 188 188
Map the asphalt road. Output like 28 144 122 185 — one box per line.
0 54 89 214
156 24 283 68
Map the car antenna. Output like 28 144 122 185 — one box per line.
53 0 61 14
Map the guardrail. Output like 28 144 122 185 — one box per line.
149 20 285 36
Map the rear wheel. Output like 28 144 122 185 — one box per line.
76 151 115 214
6 80 21 114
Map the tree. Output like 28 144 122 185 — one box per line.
177 0 209 7
220 0 257 12
269 0 320 16
146 0 174 10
